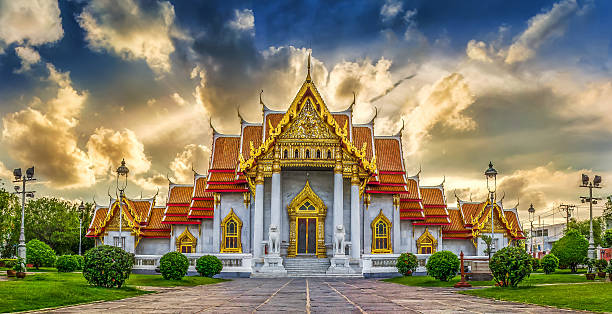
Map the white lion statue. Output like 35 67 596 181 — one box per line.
268 224 280 254
333 224 346 255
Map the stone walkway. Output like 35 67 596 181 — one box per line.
39 278 581 313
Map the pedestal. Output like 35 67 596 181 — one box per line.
259 255 287 275
327 255 355 274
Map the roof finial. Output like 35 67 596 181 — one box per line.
236 105 245 123
306 53 311 82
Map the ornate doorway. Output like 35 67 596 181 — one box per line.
287 181 327 257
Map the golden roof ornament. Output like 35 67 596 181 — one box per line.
306 53 311 82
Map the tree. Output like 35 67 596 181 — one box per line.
0 187 20 257
566 217 604 247
603 229 612 248
26 239 56 269
489 247 532 287
480 234 493 258
551 229 588 273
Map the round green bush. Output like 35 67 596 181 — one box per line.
159 252 189 280
82 245 134 288
489 246 532 287
595 259 608 273
541 254 559 274
73 255 84 270
56 255 79 272
396 253 418 276
551 229 588 273
26 239 56 269
531 257 541 271
425 251 460 282
196 255 223 278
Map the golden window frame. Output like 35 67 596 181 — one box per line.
417 228 437 254
221 209 242 253
371 209 392 254
176 227 197 253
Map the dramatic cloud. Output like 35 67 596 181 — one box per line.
1 64 93 188
0 0 63 51
169 144 211 183
86 127 151 177
14 46 41 72
506 0 579 64
465 40 493 63
77 0 183 75
228 9 255 34
380 0 403 22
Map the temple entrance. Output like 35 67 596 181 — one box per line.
297 218 317 254
287 181 327 258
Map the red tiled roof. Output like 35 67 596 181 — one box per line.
367 185 409 194
443 209 471 234
423 207 448 216
191 199 214 209
265 113 283 138
406 178 419 197
141 230 171 238
374 138 403 172
165 206 190 216
145 207 169 230
377 173 405 184
459 202 484 225
193 177 209 198
167 186 193 204
332 114 349 129
420 187 445 206
205 184 248 192
400 201 422 211
414 217 451 225
242 125 262 159
352 126 373 161
211 136 240 169
400 211 425 220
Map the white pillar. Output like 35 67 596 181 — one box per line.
212 194 220 252
393 195 401 253
333 149 344 256
350 166 360 259
271 173 281 230
253 166 264 258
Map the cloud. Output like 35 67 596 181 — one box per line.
77 0 184 76
505 0 579 64
0 0 63 50
465 40 493 63
169 144 211 183
380 0 403 22
402 73 476 155
1 64 93 188
86 127 151 177
14 46 41 72
228 9 255 34
171 92 186 106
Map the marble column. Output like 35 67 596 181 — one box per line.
393 195 401 253
253 165 264 258
260 151 286 275
212 193 220 253
270 158 282 248
333 148 344 256
350 165 361 260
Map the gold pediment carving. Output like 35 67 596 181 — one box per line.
279 100 338 140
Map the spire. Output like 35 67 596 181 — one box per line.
306 53 311 82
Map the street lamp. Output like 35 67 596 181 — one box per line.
116 159 129 250
78 202 85 255
12 166 35 260
580 174 602 259
484 162 498 254
528 204 535 257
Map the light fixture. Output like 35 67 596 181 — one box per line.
484 161 498 193
13 168 22 181
582 174 589 186
26 167 34 179
116 159 129 192
593 175 602 187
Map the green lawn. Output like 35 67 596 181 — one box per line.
460 283 612 312
384 272 602 288
0 271 225 312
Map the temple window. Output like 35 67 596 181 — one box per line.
327 149 332 159
221 209 242 253
371 210 392 253
417 228 437 254
283 149 288 159
316 149 321 159
176 228 197 253
305 149 310 159
294 149 299 158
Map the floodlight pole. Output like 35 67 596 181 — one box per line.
18 177 26 259
580 175 602 260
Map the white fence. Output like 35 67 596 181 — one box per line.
362 253 488 274
133 253 252 274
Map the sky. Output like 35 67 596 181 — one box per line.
0 0 611 226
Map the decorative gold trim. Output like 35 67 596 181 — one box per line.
221 209 242 253
287 181 327 258
470 200 518 239
371 209 392 254
176 227 197 253
417 228 437 254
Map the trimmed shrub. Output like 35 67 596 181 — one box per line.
489 246 532 287
0 258 16 268
73 255 84 270
196 255 223 278
607 262 612 275
531 258 541 271
56 255 80 272
595 259 608 273
160 252 189 280
396 253 418 276
604 229 612 248
551 229 588 273
541 254 559 275
26 239 56 269
425 251 460 282
83 245 134 288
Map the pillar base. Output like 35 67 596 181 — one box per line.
259 255 287 275
17 243 26 260
327 256 355 274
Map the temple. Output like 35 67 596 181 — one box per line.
86 56 525 277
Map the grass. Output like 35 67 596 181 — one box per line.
0 271 225 312
384 271 603 288
0 267 56 272
460 283 612 312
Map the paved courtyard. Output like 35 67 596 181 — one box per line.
41 278 580 313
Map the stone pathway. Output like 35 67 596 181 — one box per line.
38 278 582 313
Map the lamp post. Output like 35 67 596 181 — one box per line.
528 204 535 257
484 162 498 255
580 174 602 259
116 159 129 250
78 201 85 255
12 167 35 260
